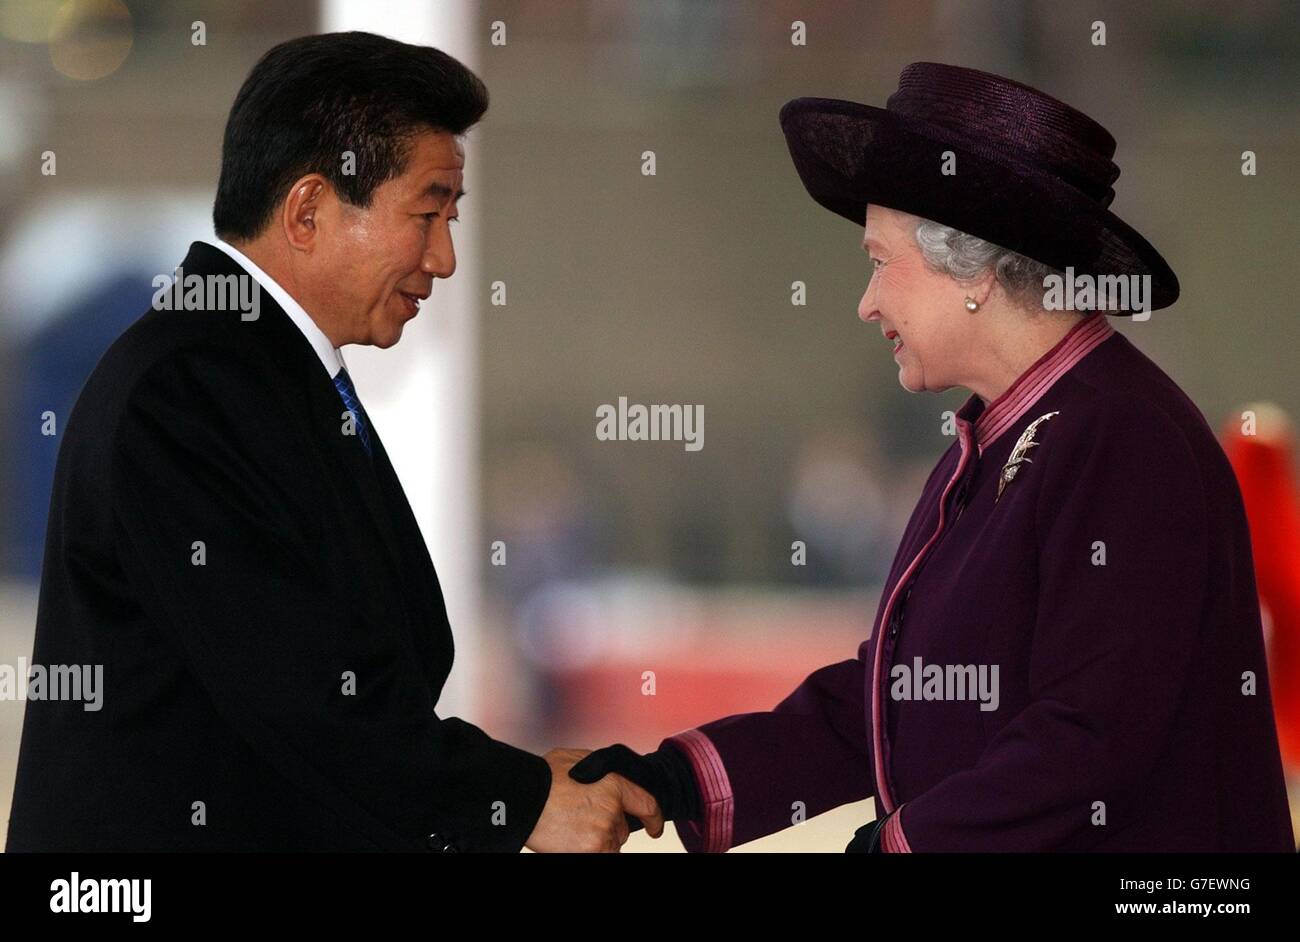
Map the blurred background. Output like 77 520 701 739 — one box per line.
1 0 1298 851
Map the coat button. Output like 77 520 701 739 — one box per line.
888 585 911 638
426 832 459 852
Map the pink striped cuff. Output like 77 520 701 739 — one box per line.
880 803 912 853
666 729 734 853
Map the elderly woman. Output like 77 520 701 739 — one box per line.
572 63 1294 851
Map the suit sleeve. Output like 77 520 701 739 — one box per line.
662 656 872 852
888 397 1210 851
111 347 550 852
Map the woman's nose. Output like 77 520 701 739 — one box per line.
859 285 879 323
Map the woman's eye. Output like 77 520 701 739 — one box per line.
422 212 437 221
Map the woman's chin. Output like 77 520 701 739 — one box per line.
897 367 926 394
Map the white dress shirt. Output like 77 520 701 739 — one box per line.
210 238 345 379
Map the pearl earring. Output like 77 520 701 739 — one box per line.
965 297 979 311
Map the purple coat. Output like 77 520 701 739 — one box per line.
666 313 1295 852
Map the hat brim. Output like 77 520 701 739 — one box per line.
779 97 1179 313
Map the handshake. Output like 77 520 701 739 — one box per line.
522 744 696 853
523 741 896 853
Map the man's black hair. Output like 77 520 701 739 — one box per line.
213 31 487 241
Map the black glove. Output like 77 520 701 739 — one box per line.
569 743 700 833
845 810 896 853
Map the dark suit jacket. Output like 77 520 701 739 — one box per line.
6 241 551 852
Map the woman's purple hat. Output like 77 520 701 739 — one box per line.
780 62 1180 313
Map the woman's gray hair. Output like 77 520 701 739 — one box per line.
913 218 1060 310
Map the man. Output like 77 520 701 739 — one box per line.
6 31 660 853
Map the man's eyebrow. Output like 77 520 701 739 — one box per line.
862 234 884 252
427 181 467 201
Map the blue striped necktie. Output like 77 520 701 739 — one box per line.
332 367 372 457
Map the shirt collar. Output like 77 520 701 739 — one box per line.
209 238 344 380
957 312 1115 456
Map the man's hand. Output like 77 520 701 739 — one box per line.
568 743 700 828
524 748 665 852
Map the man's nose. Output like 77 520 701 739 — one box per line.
421 226 457 279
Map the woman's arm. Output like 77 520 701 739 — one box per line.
574 656 873 852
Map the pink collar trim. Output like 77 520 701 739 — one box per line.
958 313 1115 455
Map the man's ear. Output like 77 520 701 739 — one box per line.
281 175 329 252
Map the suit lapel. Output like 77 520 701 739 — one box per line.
365 423 454 692
174 242 419 631
305 374 457 694
309 385 410 571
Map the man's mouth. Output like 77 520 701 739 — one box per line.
885 329 904 356
398 291 425 317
